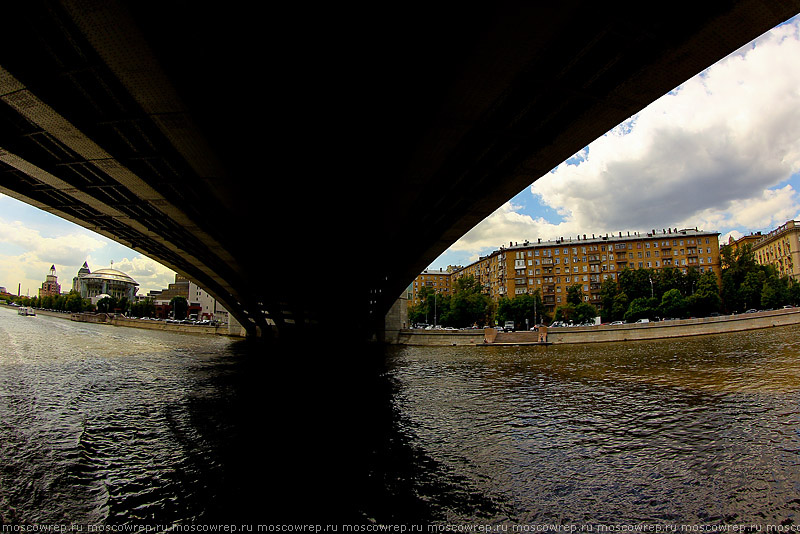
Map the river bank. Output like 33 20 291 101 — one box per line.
397 307 800 346
0 304 246 337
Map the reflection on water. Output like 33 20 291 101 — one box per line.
384 332 800 524
0 306 799 525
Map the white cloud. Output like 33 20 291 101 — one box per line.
447 201 593 257
0 214 176 297
111 256 176 295
0 219 107 266
445 16 800 261
532 18 800 232
0 218 109 295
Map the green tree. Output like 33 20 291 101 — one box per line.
611 291 630 322
130 298 156 318
170 296 189 320
678 267 700 298
419 286 437 322
566 283 584 305
761 274 790 309
574 302 598 324
740 270 767 311
97 296 117 314
599 278 619 318
624 297 659 322
653 266 681 298
789 278 800 305
659 288 687 318
687 271 722 317
553 303 576 323
64 291 86 312
497 292 546 329
720 243 762 312
619 268 656 302
446 275 493 327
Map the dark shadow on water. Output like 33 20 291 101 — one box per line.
185 337 503 524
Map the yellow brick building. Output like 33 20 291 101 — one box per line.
451 227 721 315
734 220 800 280
409 268 454 307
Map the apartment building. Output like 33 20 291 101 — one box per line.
732 220 800 281
409 268 454 306
451 227 721 315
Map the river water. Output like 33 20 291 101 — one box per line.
0 306 799 526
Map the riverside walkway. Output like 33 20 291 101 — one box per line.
397 307 800 346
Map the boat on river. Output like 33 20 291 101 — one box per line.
17 307 36 316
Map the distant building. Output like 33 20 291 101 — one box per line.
409 268 454 307
450 227 721 316
731 220 800 281
727 232 763 252
73 262 139 302
72 262 91 292
149 274 189 304
188 281 230 323
38 265 61 299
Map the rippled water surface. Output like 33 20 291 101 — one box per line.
0 308 245 524
383 332 800 524
1 306 800 525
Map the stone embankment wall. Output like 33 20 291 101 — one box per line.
397 308 800 346
69 312 242 336
111 316 222 335
2 304 247 337
396 329 486 346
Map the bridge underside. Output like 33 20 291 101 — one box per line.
0 1 799 339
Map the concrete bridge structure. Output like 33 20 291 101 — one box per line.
1 1 799 342
3 1 800 521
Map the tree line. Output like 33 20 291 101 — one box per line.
1 291 186 318
3 290 96 313
409 242 800 328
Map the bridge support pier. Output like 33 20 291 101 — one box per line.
380 295 408 344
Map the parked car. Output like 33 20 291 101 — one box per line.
635 318 650 323
745 309 758 313
608 321 624 325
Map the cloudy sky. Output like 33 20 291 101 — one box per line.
0 194 176 297
2 14 800 295
432 13 800 270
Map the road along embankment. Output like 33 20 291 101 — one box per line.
397 308 800 346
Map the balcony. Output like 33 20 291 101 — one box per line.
588 255 601 263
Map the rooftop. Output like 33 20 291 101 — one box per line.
79 268 138 286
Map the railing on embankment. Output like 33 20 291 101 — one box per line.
397 308 800 346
